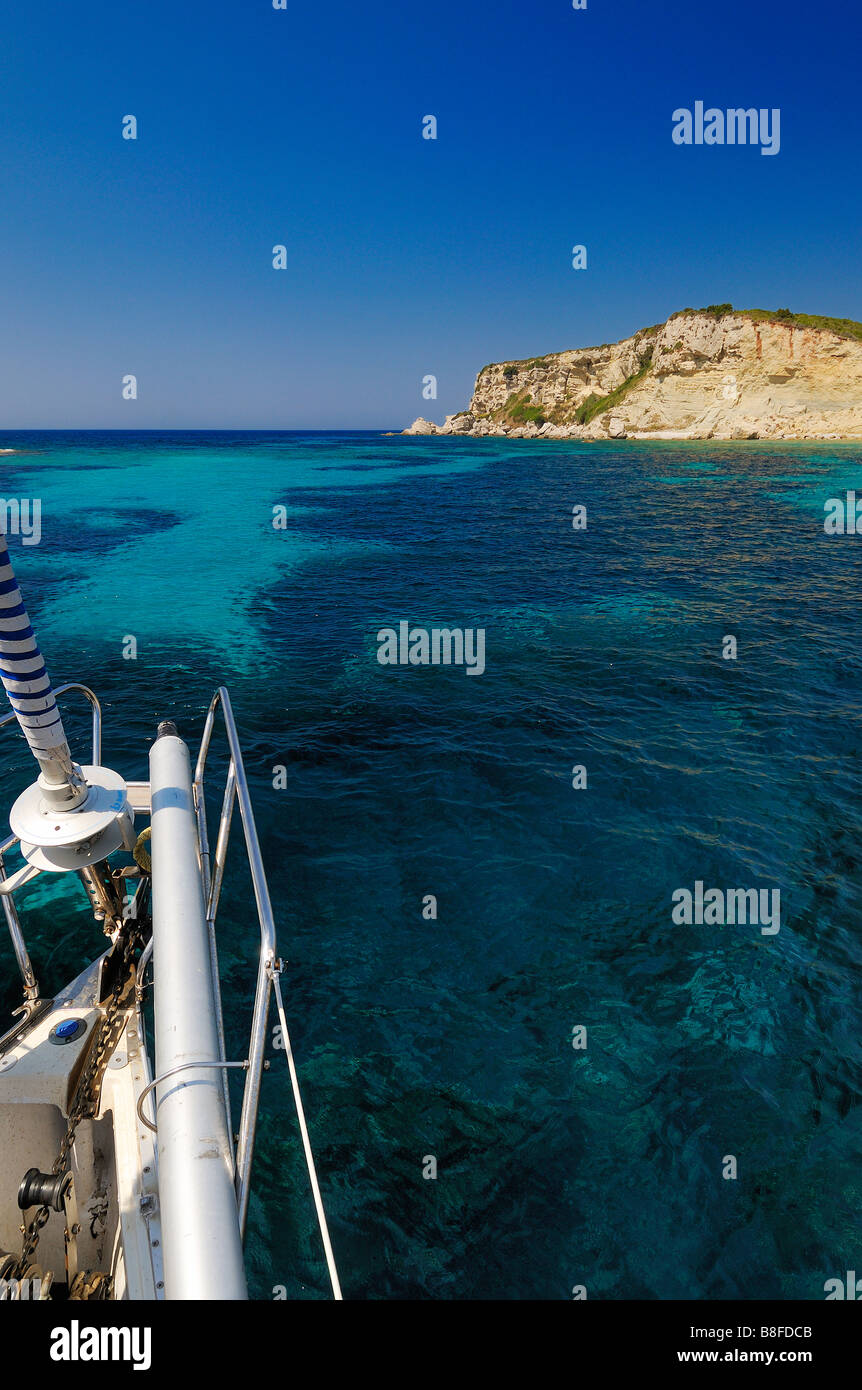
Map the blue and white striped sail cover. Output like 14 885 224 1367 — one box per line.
0 533 69 758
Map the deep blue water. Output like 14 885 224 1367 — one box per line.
0 430 860 1300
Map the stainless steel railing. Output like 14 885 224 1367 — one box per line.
195 689 341 1293
193 686 278 1236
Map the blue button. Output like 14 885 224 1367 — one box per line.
48 1017 86 1046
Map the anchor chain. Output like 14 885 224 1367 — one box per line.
13 919 142 1284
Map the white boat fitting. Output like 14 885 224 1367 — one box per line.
0 534 341 1301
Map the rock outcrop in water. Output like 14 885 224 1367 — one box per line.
404 308 862 440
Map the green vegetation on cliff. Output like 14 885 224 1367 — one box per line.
670 305 862 342
574 347 654 425
496 391 546 426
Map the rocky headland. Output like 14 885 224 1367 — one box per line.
404 307 862 441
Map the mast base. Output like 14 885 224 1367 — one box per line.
10 766 135 873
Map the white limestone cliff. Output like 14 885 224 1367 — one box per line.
403 310 862 440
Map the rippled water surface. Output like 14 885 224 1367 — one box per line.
0 431 860 1299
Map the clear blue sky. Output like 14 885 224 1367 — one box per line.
0 0 857 428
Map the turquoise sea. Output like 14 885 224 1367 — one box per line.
0 431 860 1300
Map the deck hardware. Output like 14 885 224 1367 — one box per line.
136 1059 251 1133
48 1018 88 1045
17 1169 71 1213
